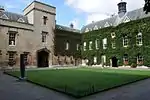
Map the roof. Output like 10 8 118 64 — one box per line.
56 24 81 33
0 11 29 23
81 8 150 33
23 0 56 12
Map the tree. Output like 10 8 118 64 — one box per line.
144 0 150 14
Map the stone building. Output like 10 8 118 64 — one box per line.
0 1 82 68
1 0 150 68
0 1 56 68
81 1 150 67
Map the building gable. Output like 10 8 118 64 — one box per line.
0 14 9 19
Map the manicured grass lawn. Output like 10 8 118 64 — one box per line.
8 68 150 98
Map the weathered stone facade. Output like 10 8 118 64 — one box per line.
0 1 56 68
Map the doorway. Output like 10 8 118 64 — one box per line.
111 56 118 67
37 50 49 68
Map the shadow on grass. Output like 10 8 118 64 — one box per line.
4 69 150 99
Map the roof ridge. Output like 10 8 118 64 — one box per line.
4 11 27 18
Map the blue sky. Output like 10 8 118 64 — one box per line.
0 0 145 29
0 0 86 29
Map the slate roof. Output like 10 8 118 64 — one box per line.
0 11 29 23
81 8 150 33
56 24 80 33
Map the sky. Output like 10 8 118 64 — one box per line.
0 0 145 29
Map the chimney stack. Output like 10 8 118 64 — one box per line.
117 0 127 16
70 23 74 28
0 5 5 12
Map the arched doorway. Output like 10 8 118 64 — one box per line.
111 56 118 67
37 48 49 68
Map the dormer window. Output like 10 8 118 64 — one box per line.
85 28 89 32
43 16 48 25
123 16 130 23
104 22 110 27
0 14 9 19
93 25 98 30
18 18 25 22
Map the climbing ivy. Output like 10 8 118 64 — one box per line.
82 17 150 66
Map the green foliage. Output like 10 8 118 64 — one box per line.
55 29 81 58
82 17 150 66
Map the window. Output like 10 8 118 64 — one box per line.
112 42 116 49
24 52 29 64
103 38 107 49
95 39 99 50
9 32 16 46
93 25 98 30
85 28 89 32
123 16 130 23
18 18 25 22
76 44 79 51
136 32 142 46
94 57 97 64
42 31 48 42
83 42 86 51
111 32 116 38
101 55 106 64
104 22 110 27
123 54 128 65
0 50 1 54
43 16 48 25
89 41 93 50
8 51 16 66
123 35 128 47
0 14 9 19
137 54 143 65
65 42 69 50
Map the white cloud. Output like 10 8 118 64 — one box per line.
65 0 145 24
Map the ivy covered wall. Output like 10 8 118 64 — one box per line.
55 29 81 58
82 17 150 66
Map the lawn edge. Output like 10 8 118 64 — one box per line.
4 71 150 99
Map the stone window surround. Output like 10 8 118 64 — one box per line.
41 31 48 43
8 31 18 46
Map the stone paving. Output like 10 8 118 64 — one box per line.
1 70 150 100
0 71 75 100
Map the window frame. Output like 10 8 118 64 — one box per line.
41 31 48 43
43 16 48 25
65 42 69 50
8 31 17 46
103 38 107 49
89 41 93 50
83 42 86 51
136 32 143 46
123 35 128 47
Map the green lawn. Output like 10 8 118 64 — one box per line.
8 68 150 98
